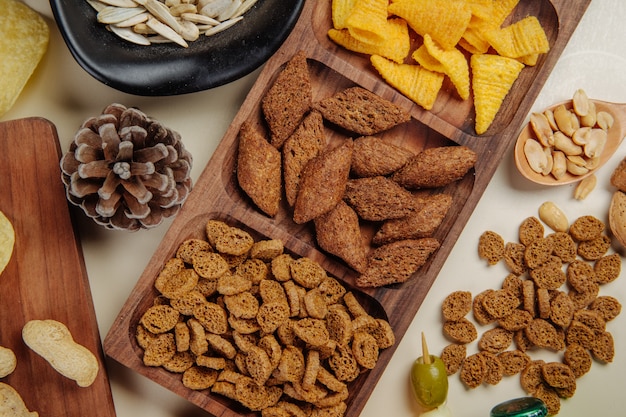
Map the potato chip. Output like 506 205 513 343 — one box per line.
345 0 389 44
412 46 446 73
331 0 358 29
471 53 525 134
472 0 519 32
419 34 470 100
0 0 49 117
485 16 550 59
370 55 444 111
388 0 472 50
0 210 15 276
328 18 410 64
466 0 494 21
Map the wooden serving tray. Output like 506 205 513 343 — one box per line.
105 1 591 416
0 118 116 417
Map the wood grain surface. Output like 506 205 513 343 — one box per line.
105 0 592 416
0 118 116 417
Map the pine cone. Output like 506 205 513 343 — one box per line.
60 103 193 231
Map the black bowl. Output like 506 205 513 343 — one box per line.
49 0 305 96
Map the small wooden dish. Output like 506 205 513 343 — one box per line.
514 99 626 186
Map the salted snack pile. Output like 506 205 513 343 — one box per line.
523 89 615 181
88 0 259 47
237 51 478 287
328 0 550 134
135 219 395 416
440 210 621 415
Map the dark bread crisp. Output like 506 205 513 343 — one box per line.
313 86 410 135
518 216 544 246
563 343 592 378
593 253 621 284
351 135 414 177
355 238 440 287
566 260 596 293
440 343 466 375
525 318 564 351
520 359 545 394
502 273 524 301
478 230 505 265
589 295 622 322
473 289 496 325
530 262 566 290
237 121 282 217
497 309 533 331
371 193 452 245
343 176 418 221
547 232 576 263
460 352 487 388
478 327 513 353
480 351 504 385
577 234 611 260
481 289 521 319
293 140 353 224
549 290 575 328
391 145 477 189
565 321 595 350
572 310 605 333
523 237 554 269
282 110 326 207
568 215 605 241
441 290 472 321
314 200 368 273
261 50 312 149
498 349 530 376
504 242 527 275
541 361 575 389
591 331 615 363
443 317 478 344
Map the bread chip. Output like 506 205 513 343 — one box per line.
237 121 282 217
0 0 49 118
370 55 444 111
293 140 353 224
328 18 410 64
356 238 440 287
470 54 525 134
351 135 414 178
343 176 418 221
261 51 312 148
314 201 368 273
391 146 477 189
282 110 326 207
313 86 410 135
387 0 471 50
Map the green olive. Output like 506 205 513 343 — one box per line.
410 354 449 409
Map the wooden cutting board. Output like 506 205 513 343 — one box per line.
0 118 116 417
105 0 592 416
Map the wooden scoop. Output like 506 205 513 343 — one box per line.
514 99 626 186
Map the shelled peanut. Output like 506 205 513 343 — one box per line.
524 89 614 180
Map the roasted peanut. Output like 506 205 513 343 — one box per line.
538 201 569 232
596 111 615 130
524 138 549 174
572 88 590 117
551 150 567 180
571 127 591 145
530 112 554 147
566 159 589 176
584 128 607 158
544 109 558 131
554 131 583 155
574 174 596 200
554 105 579 136
580 101 597 127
